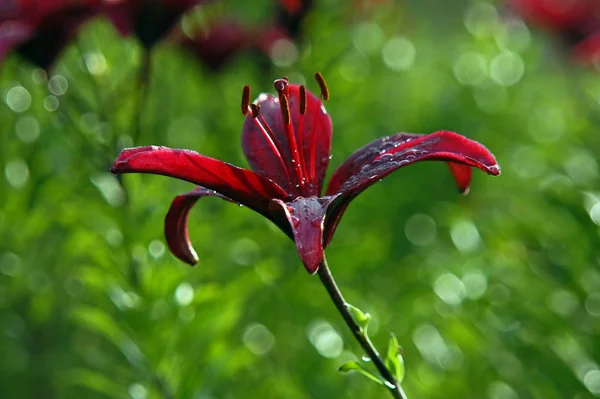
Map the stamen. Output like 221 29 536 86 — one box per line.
299 85 307 115
273 78 306 192
279 94 291 125
282 76 289 82
252 115 291 184
314 72 330 101
241 85 251 115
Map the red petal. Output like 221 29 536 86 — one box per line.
323 131 500 246
327 131 499 195
509 0 596 31
447 162 472 194
165 186 235 265
241 84 332 196
271 196 337 274
572 32 600 65
0 21 33 62
111 146 288 214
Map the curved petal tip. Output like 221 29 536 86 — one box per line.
272 196 335 274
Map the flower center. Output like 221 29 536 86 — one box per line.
241 73 330 197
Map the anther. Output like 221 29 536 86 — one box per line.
282 76 289 82
314 72 330 101
274 78 288 93
280 95 291 124
299 85 307 115
250 103 260 118
241 85 251 115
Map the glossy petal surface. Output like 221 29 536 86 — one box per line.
272 195 337 274
242 84 332 196
323 131 500 246
111 146 288 214
165 186 235 266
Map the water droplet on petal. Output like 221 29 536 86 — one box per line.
310 219 321 227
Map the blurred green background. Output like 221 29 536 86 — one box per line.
2 0 600 398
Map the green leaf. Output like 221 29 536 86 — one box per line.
337 360 385 385
345 303 371 333
385 333 405 384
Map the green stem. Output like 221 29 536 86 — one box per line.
317 255 407 399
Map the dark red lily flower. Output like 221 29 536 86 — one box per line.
176 19 251 70
509 0 600 64
0 0 100 69
104 0 208 49
111 75 500 274
509 0 599 32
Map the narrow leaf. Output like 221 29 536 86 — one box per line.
345 303 371 332
337 360 384 385
385 333 406 384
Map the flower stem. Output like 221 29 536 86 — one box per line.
317 255 407 399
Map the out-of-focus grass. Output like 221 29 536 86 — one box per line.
1 1 600 398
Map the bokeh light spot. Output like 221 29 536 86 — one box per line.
270 39 298 68
353 21 384 54
15 116 40 143
453 52 488 86
490 51 524 87
584 370 600 395
450 219 480 253
462 270 488 299
43 95 59 112
243 323 275 356
174 282 194 306
585 294 600 317
434 273 466 306
5 159 29 189
308 320 344 358
0 252 22 277
148 240 165 259
405 213 437 246
382 37 416 72
6 86 31 112
464 3 499 38
548 290 579 317
488 381 518 399
84 52 108 76
48 75 68 96
128 383 147 399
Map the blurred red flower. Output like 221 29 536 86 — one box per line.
510 0 600 64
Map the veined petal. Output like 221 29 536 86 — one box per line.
242 84 332 196
323 130 500 246
111 146 288 214
327 131 500 195
165 186 235 266
271 195 337 274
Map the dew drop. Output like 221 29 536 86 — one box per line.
362 355 371 362
310 219 321 227
238 204 244 208
384 381 396 389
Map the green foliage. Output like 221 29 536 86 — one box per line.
338 360 385 386
345 303 372 333
386 333 405 384
1 0 600 398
